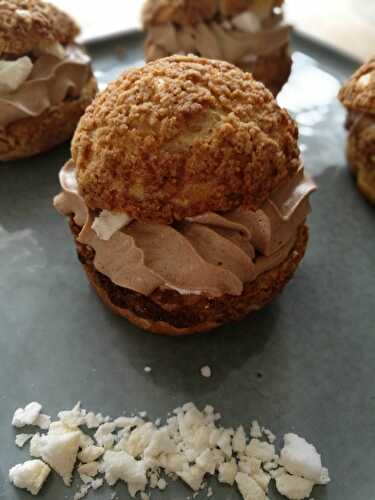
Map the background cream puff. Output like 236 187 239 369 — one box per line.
0 0 97 161
339 57 375 204
142 0 292 96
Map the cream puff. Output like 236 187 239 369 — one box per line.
54 55 315 336
339 57 375 204
0 0 97 161
142 0 292 96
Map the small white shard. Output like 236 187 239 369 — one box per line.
144 427 175 457
270 466 285 479
231 11 261 33
195 449 217 474
149 469 160 488
279 434 324 482
12 402 42 427
37 41 66 59
158 452 188 474
9 459 50 495
94 422 116 449
101 450 148 497
232 426 247 453
262 427 276 443
252 469 270 492
15 433 34 448
78 462 99 478
250 420 262 439
178 464 206 491
235 472 266 500
238 456 261 475
144 366 152 373
246 439 276 462
58 402 85 429
157 478 167 489
30 430 81 485
48 420 71 435
125 422 155 458
84 412 105 429
35 414 51 430
80 432 94 450
139 411 148 418
73 484 90 500
218 461 238 485
74 484 90 500
74 477 103 500
263 459 279 471
0 57 33 93
217 428 233 457
114 416 144 429
200 366 212 378
275 472 314 500
78 445 104 463
92 210 132 240
319 466 330 485
91 477 104 489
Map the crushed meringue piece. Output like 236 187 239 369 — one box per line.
92 210 132 240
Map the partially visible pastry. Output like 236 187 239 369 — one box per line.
339 57 375 204
54 55 315 336
142 0 292 96
0 0 97 161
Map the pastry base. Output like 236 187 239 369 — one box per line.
71 220 309 336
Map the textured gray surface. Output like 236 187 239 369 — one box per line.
0 33 374 500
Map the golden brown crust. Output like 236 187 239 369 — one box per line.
0 76 97 161
346 111 375 204
339 57 375 115
239 43 291 96
87 275 221 335
142 0 283 27
0 0 80 56
73 55 300 223
71 218 308 336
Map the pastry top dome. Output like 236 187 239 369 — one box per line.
72 55 300 223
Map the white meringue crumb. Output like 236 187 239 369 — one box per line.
200 366 212 378
12 402 42 428
15 433 34 448
92 210 132 240
9 460 50 495
0 57 33 93
8 401 330 500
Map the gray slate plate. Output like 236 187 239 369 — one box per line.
0 33 374 500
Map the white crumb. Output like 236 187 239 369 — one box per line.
200 366 212 378
15 433 34 448
8 401 330 500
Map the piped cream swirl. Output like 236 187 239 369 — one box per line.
54 162 315 298
0 45 91 127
